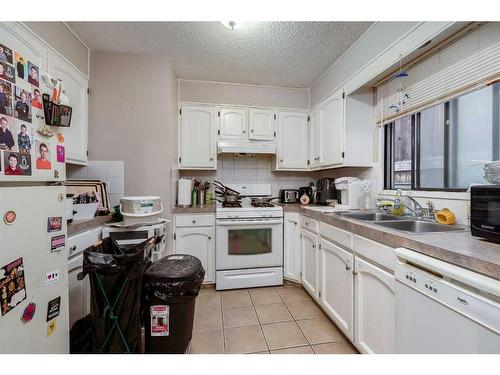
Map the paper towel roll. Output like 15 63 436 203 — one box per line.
177 178 192 206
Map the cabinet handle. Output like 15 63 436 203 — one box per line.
208 236 212 240
192 220 197 224
251 129 254 133
210 157 214 161
353 270 358 275
280 159 283 162
345 265 351 271
70 245 77 253
243 130 246 134
312 244 316 248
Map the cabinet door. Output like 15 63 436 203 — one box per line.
48 51 89 165
319 239 354 341
68 253 85 329
175 226 215 283
219 107 247 140
249 108 275 141
320 90 344 167
309 108 322 168
300 228 319 299
354 257 396 354
284 213 301 282
277 111 308 170
179 105 217 169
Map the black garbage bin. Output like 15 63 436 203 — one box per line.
78 236 156 353
143 254 205 354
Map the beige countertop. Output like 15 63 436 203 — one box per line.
172 204 216 214
67 214 114 236
284 204 500 281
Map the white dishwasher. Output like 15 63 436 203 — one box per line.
395 248 500 354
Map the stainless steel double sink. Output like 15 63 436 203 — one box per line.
340 211 465 234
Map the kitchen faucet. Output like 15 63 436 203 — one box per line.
376 194 437 221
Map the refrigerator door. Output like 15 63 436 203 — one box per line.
0 185 69 353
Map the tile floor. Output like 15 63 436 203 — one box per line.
189 284 358 354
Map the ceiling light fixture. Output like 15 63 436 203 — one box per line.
220 21 245 30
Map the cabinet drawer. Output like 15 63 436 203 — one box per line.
175 214 215 228
353 235 395 272
301 215 319 233
320 222 353 250
67 230 92 258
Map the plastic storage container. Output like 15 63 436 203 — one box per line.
143 254 205 354
120 196 164 225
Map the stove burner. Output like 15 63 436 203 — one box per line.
222 202 242 208
251 202 275 208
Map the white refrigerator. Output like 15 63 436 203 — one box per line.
0 90 69 353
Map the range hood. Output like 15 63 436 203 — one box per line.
217 141 277 154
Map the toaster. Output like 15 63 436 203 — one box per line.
280 189 299 203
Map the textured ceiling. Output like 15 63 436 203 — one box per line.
67 21 373 88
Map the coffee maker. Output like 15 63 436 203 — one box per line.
334 177 362 209
316 178 338 205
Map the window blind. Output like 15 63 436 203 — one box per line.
376 22 500 125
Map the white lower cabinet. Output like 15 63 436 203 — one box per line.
319 238 354 341
300 228 319 299
174 214 215 283
67 228 100 329
354 256 396 354
68 252 88 329
284 212 301 282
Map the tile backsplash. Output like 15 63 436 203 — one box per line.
178 154 316 197
67 161 124 207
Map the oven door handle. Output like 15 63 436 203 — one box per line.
216 219 283 226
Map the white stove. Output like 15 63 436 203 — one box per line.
215 183 284 290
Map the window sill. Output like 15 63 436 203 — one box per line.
380 190 469 201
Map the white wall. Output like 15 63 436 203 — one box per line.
179 79 309 109
24 22 89 76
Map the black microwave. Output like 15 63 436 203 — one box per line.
470 185 500 242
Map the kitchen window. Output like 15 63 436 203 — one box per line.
384 83 500 191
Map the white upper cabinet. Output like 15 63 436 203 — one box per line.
308 86 373 170
219 107 247 140
309 108 322 168
179 104 217 169
276 111 308 170
320 90 344 167
248 108 275 141
48 52 89 165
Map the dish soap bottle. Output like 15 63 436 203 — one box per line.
392 189 403 216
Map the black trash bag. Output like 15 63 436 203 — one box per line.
142 255 205 353
70 314 93 354
78 236 157 354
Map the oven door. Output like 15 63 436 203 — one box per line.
216 218 283 270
